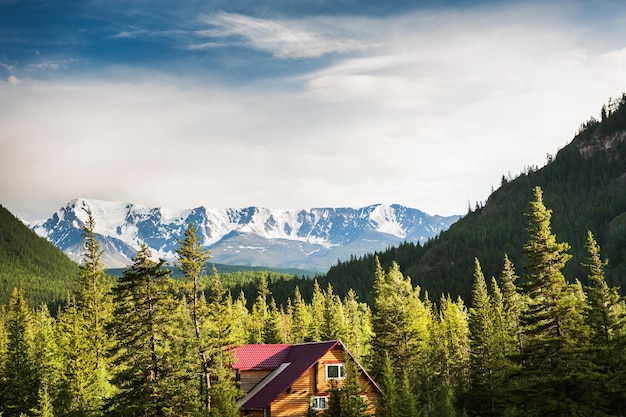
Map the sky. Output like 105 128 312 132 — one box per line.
1 0 626 222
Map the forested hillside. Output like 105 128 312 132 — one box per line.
0 205 79 308
321 94 626 304
3 192 626 416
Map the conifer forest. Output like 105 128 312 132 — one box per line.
2 184 626 417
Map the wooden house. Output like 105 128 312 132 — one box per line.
232 340 381 417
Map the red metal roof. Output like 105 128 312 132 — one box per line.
232 344 291 371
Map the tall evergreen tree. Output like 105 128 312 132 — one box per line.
582 230 626 413
75 212 113 413
518 186 591 415
31 306 62 416
377 353 398 417
308 280 324 342
340 358 370 417
77 211 110 371
432 294 469 411
583 231 623 347
321 283 344 341
56 297 101 416
175 222 212 412
106 244 196 416
499 255 525 360
342 289 371 360
289 286 310 343
370 259 424 380
205 271 241 416
467 258 497 416
0 287 37 416
248 275 270 344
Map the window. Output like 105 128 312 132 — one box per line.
311 396 327 410
325 363 346 380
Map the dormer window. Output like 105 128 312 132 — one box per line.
326 363 346 380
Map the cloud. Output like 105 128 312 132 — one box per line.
196 12 366 58
7 75 20 85
2 1 626 223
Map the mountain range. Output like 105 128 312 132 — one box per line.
30 199 460 271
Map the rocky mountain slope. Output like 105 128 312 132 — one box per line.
31 199 460 271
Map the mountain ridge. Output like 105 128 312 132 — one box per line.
30 199 460 271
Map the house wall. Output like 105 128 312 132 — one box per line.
239 369 273 394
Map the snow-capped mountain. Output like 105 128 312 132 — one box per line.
30 198 461 271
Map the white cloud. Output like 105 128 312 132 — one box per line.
196 12 366 58
3 2 626 222
7 75 21 85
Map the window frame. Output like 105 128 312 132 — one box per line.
311 396 328 410
325 363 346 380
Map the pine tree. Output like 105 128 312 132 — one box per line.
342 289 370 360
434 294 469 403
77 211 110 372
499 255 525 361
289 286 310 343
323 380 342 417
583 231 623 346
340 358 370 417
321 283 344 341
31 306 62 416
248 276 270 344
308 280 324 342
582 230 626 413
397 371 419 417
518 186 591 415
370 259 425 379
75 212 113 413
106 244 196 416
175 222 212 412
377 353 398 417
467 258 497 416
205 271 241 416
231 291 249 345
57 297 104 416
0 287 37 416
263 298 285 344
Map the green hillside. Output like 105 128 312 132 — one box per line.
322 94 626 304
0 205 80 308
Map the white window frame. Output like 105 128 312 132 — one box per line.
325 363 346 380
311 396 328 410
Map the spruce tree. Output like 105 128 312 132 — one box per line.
370 259 424 379
175 222 212 412
518 186 591 415
248 275 270 344
205 271 241 416
31 306 62 416
377 353 398 417
583 231 622 346
582 230 626 413
499 255 525 360
342 289 370 360
432 295 470 413
106 244 196 416
77 211 110 371
76 212 113 412
340 358 370 417
56 297 99 416
467 258 497 416
308 280 324 342
289 286 310 343
321 283 344 341
0 287 37 416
